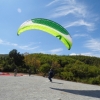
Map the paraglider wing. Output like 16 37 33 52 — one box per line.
17 18 72 50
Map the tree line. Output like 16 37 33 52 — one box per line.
0 49 100 85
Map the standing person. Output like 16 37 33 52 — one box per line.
48 68 54 82
28 68 31 76
14 68 17 76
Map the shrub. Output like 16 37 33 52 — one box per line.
61 71 74 81
88 76 100 85
39 63 51 76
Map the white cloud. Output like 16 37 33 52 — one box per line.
47 0 87 18
49 48 63 54
70 53 77 55
11 43 18 46
65 20 95 31
0 39 39 51
85 38 100 51
0 39 3 43
19 45 39 50
47 0 97 32
73 33 88 38
46 0 59 7
81 52 93 56
70 52 95 57
17 8 22 13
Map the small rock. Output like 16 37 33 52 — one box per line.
58 98 61 100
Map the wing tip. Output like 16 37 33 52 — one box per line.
17 33 19 36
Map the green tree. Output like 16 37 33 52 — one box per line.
9 49 25 68
39 63 51 76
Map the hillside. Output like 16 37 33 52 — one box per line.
0 52 100 85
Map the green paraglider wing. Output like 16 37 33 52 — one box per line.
17 18 72 50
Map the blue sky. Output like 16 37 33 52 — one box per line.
0 0 100 57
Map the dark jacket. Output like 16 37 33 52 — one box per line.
48 70 54 78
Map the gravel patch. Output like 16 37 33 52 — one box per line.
0 75 100 100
